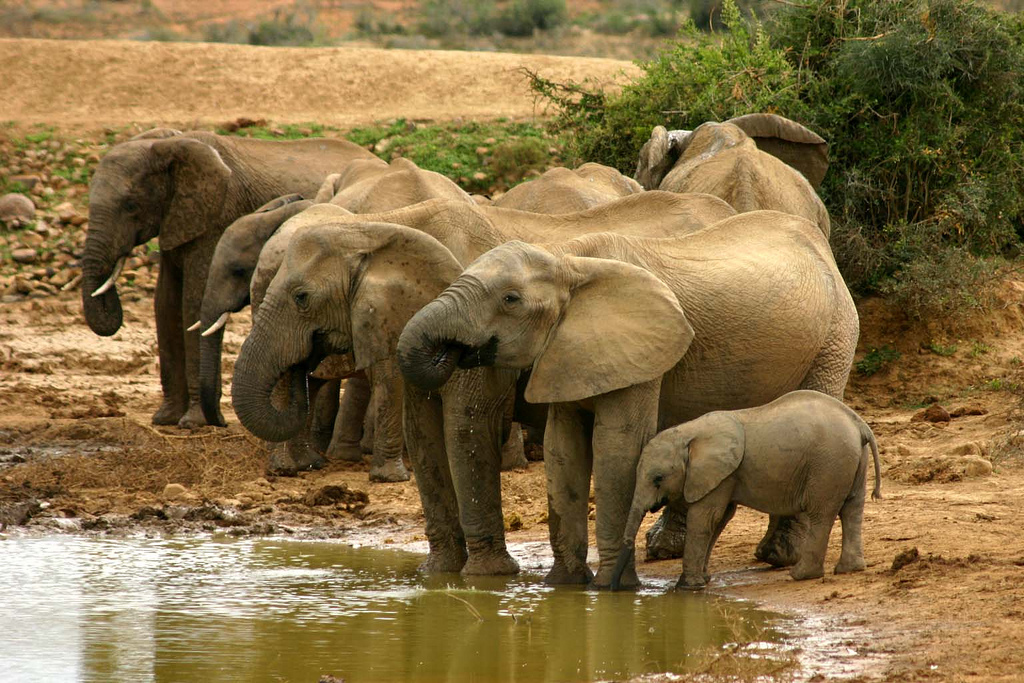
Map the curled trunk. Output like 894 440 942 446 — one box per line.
80 250 124 336
397 300 465 391
231 320 308 442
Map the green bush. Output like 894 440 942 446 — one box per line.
416 0 497 37
495 0 568 36
201 7 325 46
530 0 1024 319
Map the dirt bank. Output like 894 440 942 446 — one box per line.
0 38 637 132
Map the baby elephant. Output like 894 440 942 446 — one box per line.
612 390 881 590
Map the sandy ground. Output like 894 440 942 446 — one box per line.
1 36 1023 682
0 38 637 131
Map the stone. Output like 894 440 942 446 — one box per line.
911 404 951 423
950 404 988 418
959 456 993 478
0 193 35 223
53 201 78 223
11 248 38 264
163 483 188 500
7 175 41 191
891 546 919 572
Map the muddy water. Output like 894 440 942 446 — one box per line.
0 536 783 682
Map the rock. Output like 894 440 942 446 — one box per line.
958 455 993 478
0 193 35 224
472 171 487 181
11 248 38 264
891 546 919 572
303 483 369 509
53 201 78 223
163 483 188 500
950 404 988 418
911 404 951 423
19 231 44 246
0 499 42 526
7 175 41 191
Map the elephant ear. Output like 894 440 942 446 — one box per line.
314 173 345 203
634 127 692 190
346 223 465 370
726 113 829 189
150 137 233 252
683 413 745 503
130 128 183 141
525 256 694 404
256 193 307 213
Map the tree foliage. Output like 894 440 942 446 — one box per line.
530 0 1024 317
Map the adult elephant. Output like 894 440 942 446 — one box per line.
231 191 736 575
317 156 475 213
494 163 643 214
634 113 831 238
82 128 376 429
397 210 859 588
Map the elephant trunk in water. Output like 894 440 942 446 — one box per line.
231 310 309 442
397 297 468 391
611 503 650 591
80 226 125 337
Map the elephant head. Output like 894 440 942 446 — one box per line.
197 193 313 425
634 114 828 191
397 240 694 404
611 413 745 590
231 221 464 442
82 130 231 336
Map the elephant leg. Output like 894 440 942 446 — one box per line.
835 478 867 574
500 423 528 471
444 368 519 575
591 382 659 589
644 505 689 561
327 373 370 462
543 402 594 585
677 492 732 590
702 502 737 583
152 255 189 426
790 508 838 581
366 359 410 483
404 385 467 573
178 240 219 429
309 378 341 454
755 515 804 567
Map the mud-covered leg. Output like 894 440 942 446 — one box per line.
404 385 467 573
268 375 328 475
791 509 838 581
152 256 189 426
367 359 410 483
327 373 371 462
543 402 594 585
755 515 804 567
644 505 689 561
309 378 341 454
178 240 218 429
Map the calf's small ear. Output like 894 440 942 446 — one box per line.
683 414 745 503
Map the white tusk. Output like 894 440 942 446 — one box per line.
187 320 201 332
91 256 126 297
201 312 230 337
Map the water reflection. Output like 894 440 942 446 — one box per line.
0 536 781 683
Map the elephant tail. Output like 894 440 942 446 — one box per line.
861 424 882 500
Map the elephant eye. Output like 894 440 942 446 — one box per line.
503 292 522 305
231 266 247 279
123 199 140 214
293 291 309 309
653 474 663 487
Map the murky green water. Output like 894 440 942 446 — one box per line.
0 535 783 683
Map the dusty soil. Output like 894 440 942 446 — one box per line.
0 38 637 132
1 36 1023 683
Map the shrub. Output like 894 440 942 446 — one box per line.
495 0 568 36
529 0 1024 318
416 0 497 37
855 345 901 376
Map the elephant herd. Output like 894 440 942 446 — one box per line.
81 113 865 590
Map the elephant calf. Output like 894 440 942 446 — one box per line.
613 390 881 591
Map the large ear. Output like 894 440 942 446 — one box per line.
314 173 345 203
343 223 465 370
683 413 745 503
150 137 232 252
130 128 182 141
525 256 694 404
726 113 829 189
634 126 691 190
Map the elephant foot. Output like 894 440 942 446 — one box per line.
177 403 224 430
326 441 364 463
267 445 327 477
834 555 866 574
369 457 411 483
462 549 520 576
644 507 688 561
152 400 187 426
593 565 638 591
755 519 802 568
790 562 825 581
499 426 528 471
309 427 333 455
419 546 468 574
674 574 708 591
544 561 594 586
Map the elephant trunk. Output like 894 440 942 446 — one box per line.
199 323 226 426
397 298 467 391
231 313 308 442
80 232 125 336
611 504 647 591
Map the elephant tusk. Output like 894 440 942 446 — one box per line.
201 312 230 337
187 320 202 332
91 256 126 297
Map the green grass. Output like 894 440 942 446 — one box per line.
855 345 901 377
927 340 958 357
970 341 991 358
215 122 333 140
